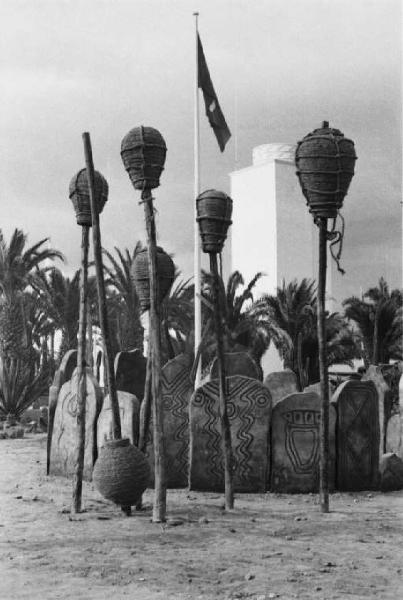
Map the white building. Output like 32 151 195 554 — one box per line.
229 143 334 375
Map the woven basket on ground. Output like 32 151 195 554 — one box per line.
131 247 175 312
92 438 150 507
121 126 167 191
196 189 233 254
69 169 108 226
295 122 357 219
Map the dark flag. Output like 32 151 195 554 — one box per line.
198 34 231 152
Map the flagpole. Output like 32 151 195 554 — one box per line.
193 11 202 389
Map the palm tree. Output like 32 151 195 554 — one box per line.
0 229 63 362
254 278 357 388
200 270 276 375
0 229 63 419
103 244 144 354
343 277 402 366
33 267 81 363
160 274 194 363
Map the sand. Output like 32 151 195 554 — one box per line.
1 434 402 600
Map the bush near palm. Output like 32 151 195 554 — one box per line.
200 270 278 376
253 278 357 389
0 229 63 420
343 277 402 367
103 244 144 355
160 273 194 364
34 267 81 363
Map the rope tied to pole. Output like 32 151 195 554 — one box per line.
314 210 346 275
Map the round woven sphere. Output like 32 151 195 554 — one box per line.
121 126 167 191
131 247 175 312
295 122 357 219
196 189 233 254
69 169 108 226
92 438 150 507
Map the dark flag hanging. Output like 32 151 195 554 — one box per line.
198 34 231 152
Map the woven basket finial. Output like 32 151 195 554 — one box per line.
295 123 357 219
69 168 108 226
121 126 167 191
196 189 233 254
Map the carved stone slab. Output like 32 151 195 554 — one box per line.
264 370 299 406
210 352 261 381
47 350 78 474
145 353 193 488
379 453 403 491
189 376 272 492
332 380 380 491
362 365 389 457
114 349 147 401
271 391 336 493
49 368 103 480
97 391 140 450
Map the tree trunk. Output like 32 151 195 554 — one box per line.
142 190 166 523
317 218 329 513
83 132 121 439
210 252 234 510
72 225 89 514
372 305 380 365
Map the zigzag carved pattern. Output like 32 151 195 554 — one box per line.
162 366 192 481
192 378 271 488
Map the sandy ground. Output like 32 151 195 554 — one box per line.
0 434 402 600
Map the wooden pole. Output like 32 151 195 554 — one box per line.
193 11 202 389
72 225 89 514
139 343 152 454
317 217 329 513
142 189 166 523
209 252 234 510
82 132 122 440
87 304 94 371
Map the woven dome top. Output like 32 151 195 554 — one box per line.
121 126 167 190
69 169 109 203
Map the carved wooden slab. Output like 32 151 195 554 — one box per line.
332 380 380 491
189 376 272 492
271 391 336 493
47 350 78 474
114 349 147 401
97 391 140 450
145 353 193 488
210 351 261 381
49 368 103 480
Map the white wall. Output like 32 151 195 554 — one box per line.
230 161 277 297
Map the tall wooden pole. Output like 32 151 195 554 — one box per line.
142 189 166 523
193 12 202 389
209 252 234 509
72 225 89 514
317 217 329 513
82 132 121 440
139 343 152 454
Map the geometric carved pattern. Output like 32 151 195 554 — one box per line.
271 392 336 493
47 349 78 475
189 376 272 492
49 368 103 481
145 354 193 488
332 380 380 491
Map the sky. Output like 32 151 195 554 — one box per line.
0 0 401 306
